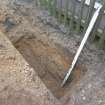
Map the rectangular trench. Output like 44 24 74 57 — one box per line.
14 35 87 99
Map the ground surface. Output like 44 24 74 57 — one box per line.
0 0 105 105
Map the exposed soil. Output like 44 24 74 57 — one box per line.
0 0 104 105
14 35 87 99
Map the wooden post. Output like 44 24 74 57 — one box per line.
69 0 76 34
98 27 105 49
76 0 85 33
90 3 105 41
53 0 57 16
48 0 53 15
64 0 69 26
85 0 96 29
58 0 63 22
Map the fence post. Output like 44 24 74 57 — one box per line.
76 0 85 33
53 0 57 16
85 0 96 30
90 3 105 41
35 0 38 6
69 0 76 34
48 0 53 15
58 0 63 22
64 0 69 26
98 27 105 48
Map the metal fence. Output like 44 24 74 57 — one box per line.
36 0 105 49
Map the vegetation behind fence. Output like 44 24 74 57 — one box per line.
36 0 105 49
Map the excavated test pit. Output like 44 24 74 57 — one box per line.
14 35 87 99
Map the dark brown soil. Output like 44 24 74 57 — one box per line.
14 35 87 99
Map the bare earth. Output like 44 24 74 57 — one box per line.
0 0 105 105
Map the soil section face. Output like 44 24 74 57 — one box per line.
14 35 87 99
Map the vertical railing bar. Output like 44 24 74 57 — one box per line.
42 0 44 6
48 0 50 12
98 27 105 48
37 0 40 7
35 0 37 6
43 0 47 8
76 0 85 33
47 0 49 9
48 0 52 14
85 0 96 29
69 0 76 34
42 0 46 8
39 0 43 7
90 3 105 41
41 0 47 8
41 0 43 6
58 0 63 22
39 0 41 6
64 0 69 26
53 0 57 16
